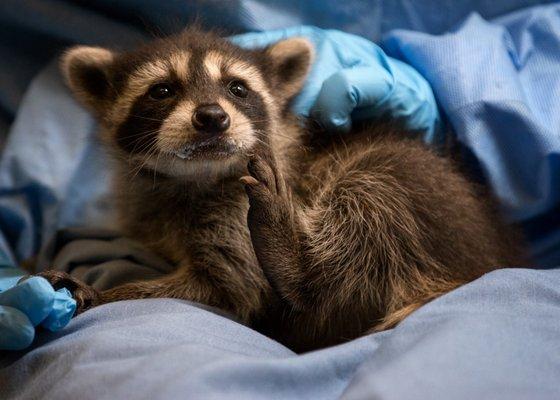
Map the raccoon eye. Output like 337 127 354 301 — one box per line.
228 80 248 98
149 83 175 100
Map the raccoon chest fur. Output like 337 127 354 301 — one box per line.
115 173 270 322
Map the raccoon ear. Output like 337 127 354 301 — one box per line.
61 46 115 114
265 38 314 104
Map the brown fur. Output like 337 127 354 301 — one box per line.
39 28 522 352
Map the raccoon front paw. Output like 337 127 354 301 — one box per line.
36 270 101 315
240 155 291 226
240 155 301 283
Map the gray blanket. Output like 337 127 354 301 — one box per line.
37 228 174 291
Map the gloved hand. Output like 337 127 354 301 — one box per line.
231 26 442 143
0 267 76 350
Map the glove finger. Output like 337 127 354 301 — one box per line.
0 305 35 350
230 30 287 48
41 288 77 332
0 276 55 326
351 57 441 140
229 26 316 48
310 66 394 133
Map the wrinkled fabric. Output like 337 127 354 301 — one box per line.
384 6 560 266
0 61 115 265
383 6 560 265
1 268 559 399
37 227 175 291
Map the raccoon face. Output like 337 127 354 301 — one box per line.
61 29 313 179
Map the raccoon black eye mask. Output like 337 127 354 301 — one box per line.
35 27 522 352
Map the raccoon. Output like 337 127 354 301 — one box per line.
39 28 521 352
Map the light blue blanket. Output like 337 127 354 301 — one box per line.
1 2 560 399
2 268 559 399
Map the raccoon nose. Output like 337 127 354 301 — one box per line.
192 104 230 133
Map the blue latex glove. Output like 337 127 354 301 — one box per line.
0 267 76 350
230 26 442 143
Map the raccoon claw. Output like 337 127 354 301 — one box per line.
242 156 285 204
239 175 259 186
247 156 278 191
242 155 295 230
36 270 101 315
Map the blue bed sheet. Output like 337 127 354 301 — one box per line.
2 268 560 399
384 6 560 266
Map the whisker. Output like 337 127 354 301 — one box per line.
152 144 164 188
128 137 159 168
129 136 158 157
128 114 166 122
130 143 160 181
118 129 162 139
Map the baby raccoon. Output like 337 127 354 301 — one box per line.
40 28 521 352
